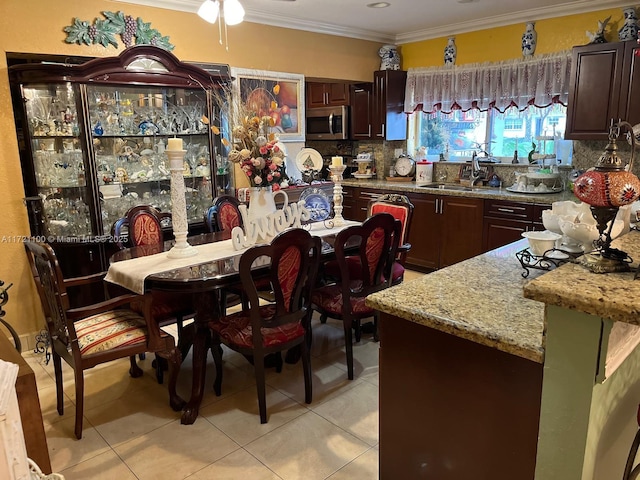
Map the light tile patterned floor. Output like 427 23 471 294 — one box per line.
29 270 425 479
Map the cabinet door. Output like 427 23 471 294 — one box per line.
619 41 640 127
86 85 214 235
373 70 407 141
350 83 373 139
483 218 530 252
482 199 534 251
439 196 483 268
307 83 328 108
406 193 440 270
19 83 93 238
565 42 625 140
341 186 358 220
327 83 350 106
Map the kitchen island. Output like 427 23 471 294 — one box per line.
367 232 640 480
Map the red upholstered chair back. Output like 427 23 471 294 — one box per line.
127 205 171 246
239 228 321 336
334 212 401 298
205 195 243 233
369 194 413 250
111 205 172 249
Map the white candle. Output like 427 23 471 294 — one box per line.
167 138 183 151
331 156 343 167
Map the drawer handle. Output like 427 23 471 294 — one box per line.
497 208 516 213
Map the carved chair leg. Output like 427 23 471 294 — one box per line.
354 319 362 343
254 354 268 424
161 348 185 412
129 355 143 378
53 352 64 416
343 319 354 380
211 338 223 397
301 342 312 405
74 369 85 440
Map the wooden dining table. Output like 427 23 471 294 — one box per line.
106 222 360 424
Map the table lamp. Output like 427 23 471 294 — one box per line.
573 121 640 272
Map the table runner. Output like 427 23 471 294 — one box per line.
105 221 359 294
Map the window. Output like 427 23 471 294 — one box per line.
408 104 573 164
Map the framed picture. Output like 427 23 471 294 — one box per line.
230 68 305 142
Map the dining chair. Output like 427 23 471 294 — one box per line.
204 195 243 233
24 240 183 439
322 193 414 287
311 213 400 380
111 205 194 382
204 194 269 310
209 228 322 423
368 193 414 285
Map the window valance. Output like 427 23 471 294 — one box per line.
404 51 572 114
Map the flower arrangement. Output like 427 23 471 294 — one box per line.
209 83 288 190
226 115 287 189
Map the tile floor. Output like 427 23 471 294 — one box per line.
26 269 424 480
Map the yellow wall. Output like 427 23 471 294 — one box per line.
401 8 626 67
0 0 381 337
0 1 631 338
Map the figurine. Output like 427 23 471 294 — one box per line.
619 7 639 41
522 22 537 57
444 37 457 65
378 45 400 70
586 16 611 44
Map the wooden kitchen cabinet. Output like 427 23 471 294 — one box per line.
482 199 546 252
306 82 350 108
406 193 483 270
372 70 407 141
350 82 373 139
565 40 640 140
341 186 385 221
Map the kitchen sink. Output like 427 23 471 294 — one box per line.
418 183 473 191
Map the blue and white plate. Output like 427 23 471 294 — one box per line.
300 187 331 222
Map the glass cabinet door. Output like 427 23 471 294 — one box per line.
23 83 92 238
86 85 214 234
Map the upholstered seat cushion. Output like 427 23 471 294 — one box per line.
311 283 374 318
210 305 305 349
75 309 148 356
323 257 404 283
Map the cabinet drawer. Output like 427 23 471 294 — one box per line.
484 200 533 221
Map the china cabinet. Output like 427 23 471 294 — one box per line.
10 46 230 285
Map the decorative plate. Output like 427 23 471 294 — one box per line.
295 148 323 172
300 187 331 222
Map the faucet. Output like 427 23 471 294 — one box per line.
470 151 482 186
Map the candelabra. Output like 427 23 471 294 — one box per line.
329 164 347 227
167 147 197 259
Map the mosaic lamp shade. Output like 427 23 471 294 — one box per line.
573 121 640 208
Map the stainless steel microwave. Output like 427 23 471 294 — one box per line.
305 106 349 140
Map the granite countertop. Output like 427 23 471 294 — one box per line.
342 179 577 205
366 239 547 363
523 230 640 324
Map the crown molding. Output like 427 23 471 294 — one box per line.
395 0 632 44
115 0 633 45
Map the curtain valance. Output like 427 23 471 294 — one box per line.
404 51 572 114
